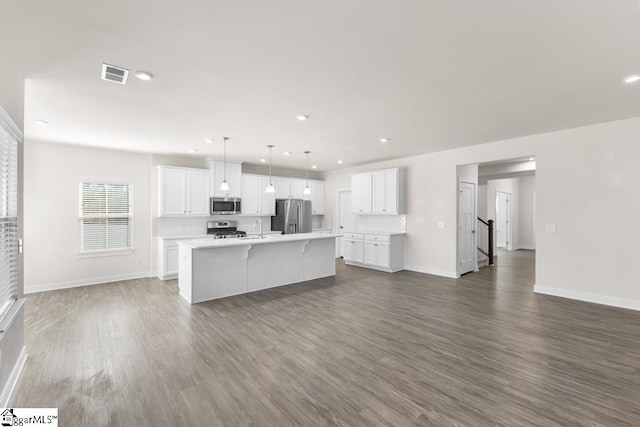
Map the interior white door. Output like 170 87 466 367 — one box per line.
337 190 356 257
458 181 476 275
496 191 511 250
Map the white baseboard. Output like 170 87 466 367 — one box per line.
25 272 151 294
0 345 27 407
404 264 460 279
534 285 640 312
514 244 536 250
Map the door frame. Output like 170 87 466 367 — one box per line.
457 179 477 276
335 187 352 258
495 190 513 251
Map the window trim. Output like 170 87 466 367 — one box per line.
78 179 134 257
0 106 21 327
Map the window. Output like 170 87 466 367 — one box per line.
0 112 19 324
79 182 133 255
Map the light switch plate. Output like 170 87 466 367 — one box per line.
437 222 445 229
545 224 557 233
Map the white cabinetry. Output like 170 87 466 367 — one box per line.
343 233 404 272
351 168 405 215
241 174 275 215
187 170 211 215
158 166 210 217
351 173 372 213
157 237 203 279
342 233 364 263
276 177 305 199
207 159 242 198
302 179 325 214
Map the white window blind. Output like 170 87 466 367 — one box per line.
0 118 19 323
79 182 133 253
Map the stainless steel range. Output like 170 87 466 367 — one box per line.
206 221 247 239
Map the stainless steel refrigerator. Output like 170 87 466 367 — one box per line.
271 199 312 234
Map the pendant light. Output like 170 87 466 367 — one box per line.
220 137 230 193
303 151 311 195
266 145 275 193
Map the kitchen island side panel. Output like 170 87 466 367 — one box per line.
303 238 336 281
191 246 248 303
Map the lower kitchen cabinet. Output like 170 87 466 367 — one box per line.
157 236 204 280
343 233 404 272
343 238 364 263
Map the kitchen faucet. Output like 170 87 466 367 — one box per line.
254 219 263 239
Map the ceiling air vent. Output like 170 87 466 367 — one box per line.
101 63 129 84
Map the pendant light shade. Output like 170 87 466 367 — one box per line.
266 145 276 193
220 137 230 192
303 151 311 195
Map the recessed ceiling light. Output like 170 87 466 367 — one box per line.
311 165 317 169
260 158 266 163
337 160 343 164
188 149 198 153
296 115 309 121
34 120 48 126
623 74 640 84
205 138 214 144
283 151 291 156
379 138 390 143
135 71 154 81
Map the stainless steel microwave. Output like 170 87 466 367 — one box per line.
210 197 241 215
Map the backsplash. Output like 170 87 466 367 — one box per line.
157 216 275 237
357 215 406 233
157 214 332 237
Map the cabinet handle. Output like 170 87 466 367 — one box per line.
382 209 386 212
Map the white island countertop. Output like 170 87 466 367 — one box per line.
178 232 342 249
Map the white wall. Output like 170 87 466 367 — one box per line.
322 116 640 309
24 141 152 292
518 176 536 249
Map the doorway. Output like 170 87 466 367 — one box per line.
336 189 356 257
496 191 512 250
458 180 476 275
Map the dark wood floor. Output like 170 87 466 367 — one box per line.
12 250 640 426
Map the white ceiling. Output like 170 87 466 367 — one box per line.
3 1 640 171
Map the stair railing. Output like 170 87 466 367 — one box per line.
477 217 494 266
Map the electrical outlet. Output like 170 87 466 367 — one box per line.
545 224 557 233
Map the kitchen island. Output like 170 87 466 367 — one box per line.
177 233 340 303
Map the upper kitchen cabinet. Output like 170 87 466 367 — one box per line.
157 166 210 217
241 174 275 215
352 167 405 215
275 177 305 199
372 168 404 214
351 173 372 213
207 159 242 198
302 179 325 215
